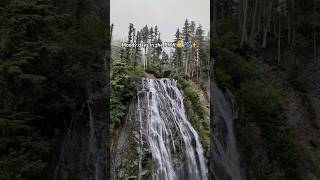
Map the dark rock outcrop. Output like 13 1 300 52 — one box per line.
210 62 245 180
49 53 110 180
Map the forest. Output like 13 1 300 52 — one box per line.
212 0 320 180
0 0 109 179
110 20 211 179
110 20 210 128
0 0 319 180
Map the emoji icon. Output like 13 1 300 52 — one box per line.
184 41 191 48
192 42 197 48
177 40 184 48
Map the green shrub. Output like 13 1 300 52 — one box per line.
239 81 301 179
145 65 162 78
184 86 205 119
171 71 210 151
214 48 256 89
214 14 302 179
0 1 109 179
111 60 145 128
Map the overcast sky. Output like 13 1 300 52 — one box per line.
111 0 210 44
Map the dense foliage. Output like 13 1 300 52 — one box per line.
0 0 108 179
239 81 300 178
111 20 211 153
215 40 301 179
212 1 319 176
110 59 145 128
111 19 210 124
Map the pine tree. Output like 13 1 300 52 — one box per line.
183 19 190 42
196 24 207 79
149 27 154 44
196 24 204 44
160 51 169 72
155 34 162 67
141 25 149 69
0 1 109 179
190 21 197 78
134 31 142 66
174 28 182 68
154 25 159 44
126 23 135 63
190 21 196 37
182 19 190 76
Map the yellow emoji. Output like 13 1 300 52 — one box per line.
177 40 184 48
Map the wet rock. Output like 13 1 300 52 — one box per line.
112 78 208 180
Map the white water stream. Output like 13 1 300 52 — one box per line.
138 78 208 180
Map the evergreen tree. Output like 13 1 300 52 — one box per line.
195 24 205 78
154 25 159 44
141 25 149 69
134 31 142 66
149 26 154 44
190 21 196 37
174 28 182 68
172 20 209 79
154 34 162 67
126 23 134 63
182 19 190 76
183 19 190 42
0 0 108 179
161 51 169 64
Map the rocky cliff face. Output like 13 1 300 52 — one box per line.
302 61 320 128
255 58 320 179
112 78 208 180
217 57 320 180
210 64 245 180
46 1 110 179
211 48 320 180
49 55 109 180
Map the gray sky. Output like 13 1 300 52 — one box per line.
111 0 210 44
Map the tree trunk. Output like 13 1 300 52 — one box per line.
287 0 291 45
144 47 147 70
257 0 263 38
241 0 249 47
262 1 272 48
212 0 217 38
249 0 259 47
278 16 281 65
313 0 317 62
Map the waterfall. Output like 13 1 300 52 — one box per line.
51 96 109 180
144 78 207 180
137 96 144 180
49 54 109 180
210 78 244 180
113 78 208 180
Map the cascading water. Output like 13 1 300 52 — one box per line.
210 77 244 180
112 78 208 180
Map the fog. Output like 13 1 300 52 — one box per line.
111 0 210 44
